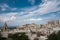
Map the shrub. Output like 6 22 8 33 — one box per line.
8 32 30 40
34 38 39 40
47 31 60 40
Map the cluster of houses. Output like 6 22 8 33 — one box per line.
0 20 60 40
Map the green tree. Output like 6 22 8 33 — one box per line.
0 37 7 40
47 31 60 40
0 33 1 39
34 38 39 40
9 32 30 40
47 32 58 40
57 31 60 40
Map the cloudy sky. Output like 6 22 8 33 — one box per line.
0 0 60 27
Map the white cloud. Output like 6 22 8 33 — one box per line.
0 4 9 11
1 4 9 8
6 12 17 16
28 0 60 15
0 16 16 22
1 8 6 11
11 16 16 21
0 12 17 22
18 0 60 19
20 6 38 12
17 0 60 24
0 0 60 25
25 18 42 21
29 18 42 21
28 0 35 5
0 4 18 11
0 15 16 22
13 0 60 22
11 8 18 11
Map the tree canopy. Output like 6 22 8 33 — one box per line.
47 31 60 40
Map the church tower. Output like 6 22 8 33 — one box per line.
2 22 8 31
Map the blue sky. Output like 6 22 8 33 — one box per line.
0 0 60 27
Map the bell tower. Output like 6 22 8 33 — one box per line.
2 22 8 31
